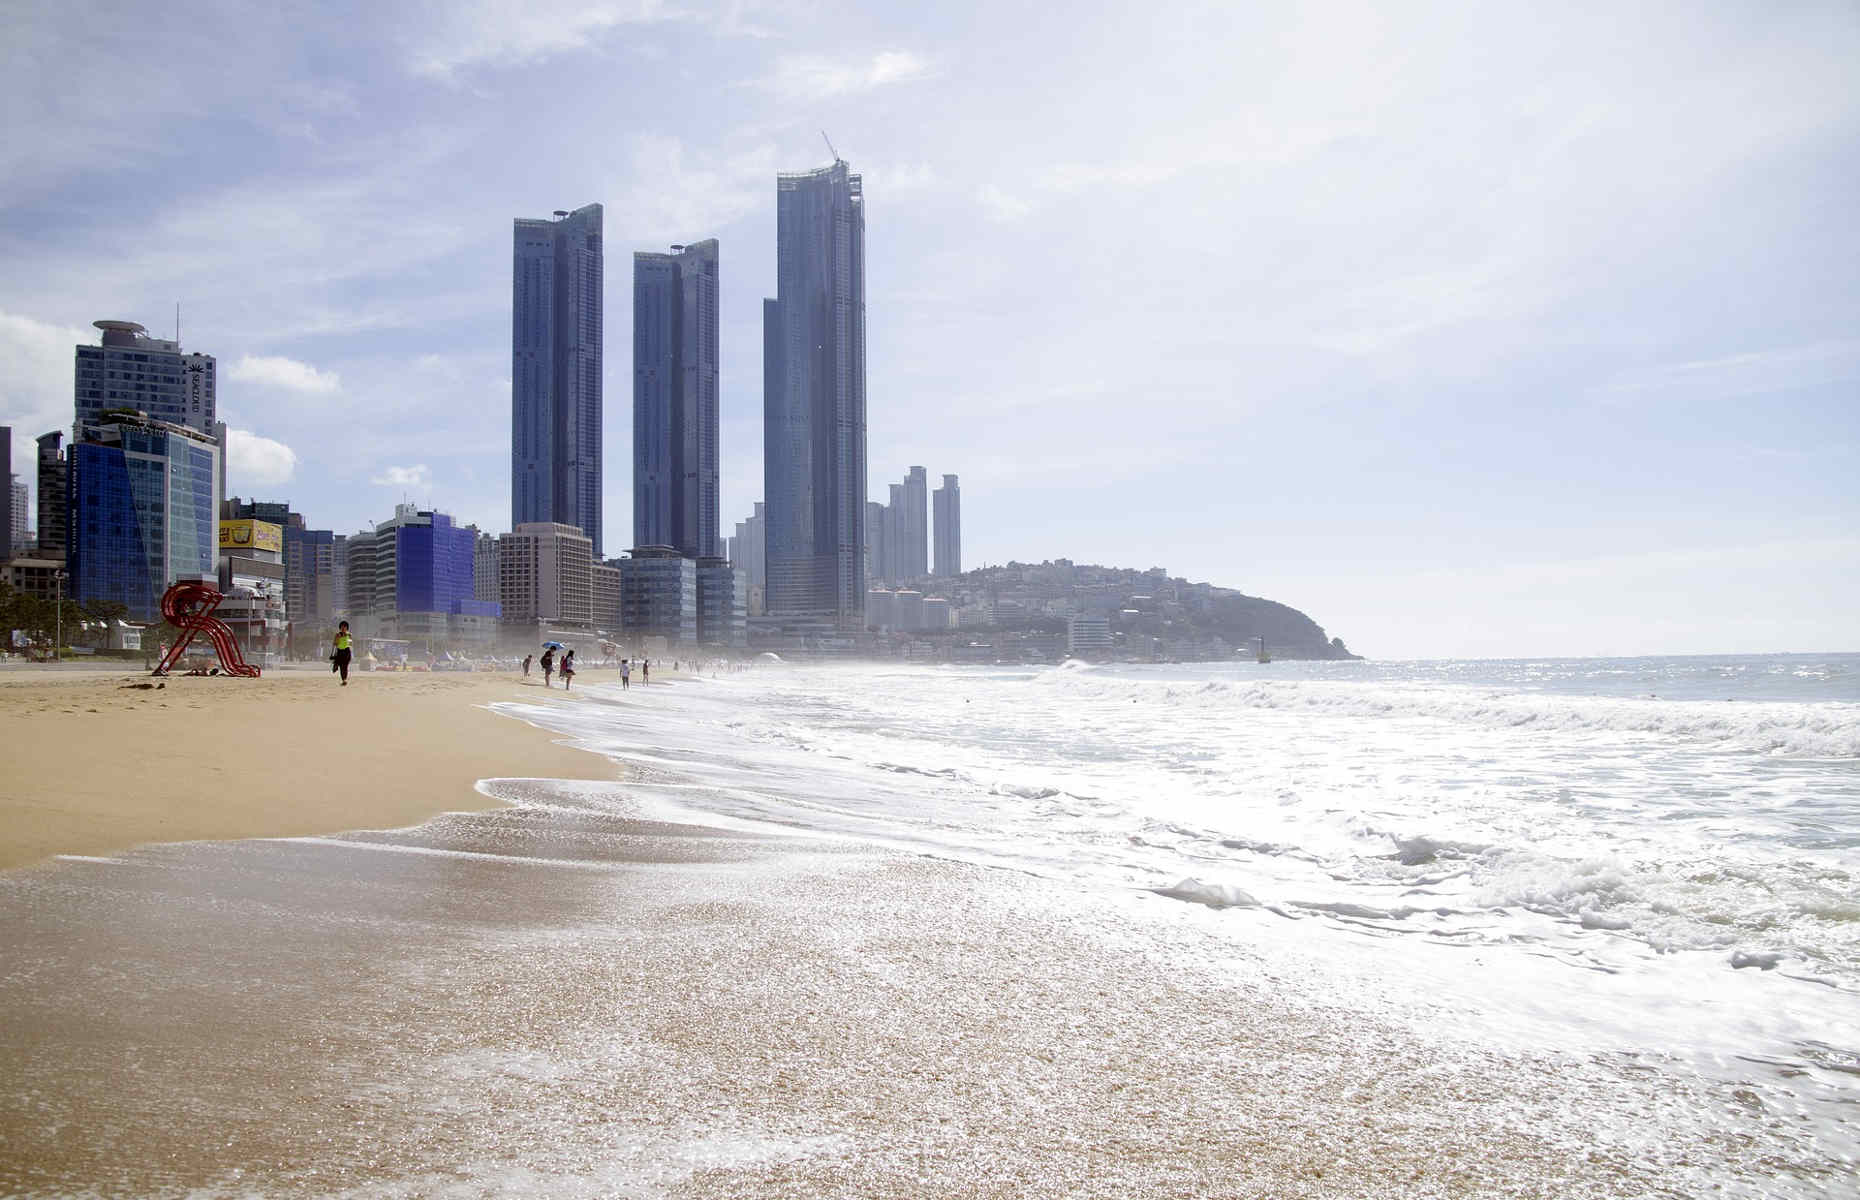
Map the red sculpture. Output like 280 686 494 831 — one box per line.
152 580 261 677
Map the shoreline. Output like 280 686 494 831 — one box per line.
0 665 611 872
0 664 1844 1195
2 793 1811 1196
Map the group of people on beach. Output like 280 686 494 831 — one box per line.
332 620 677 692
515 647 651 690
524 647 576 688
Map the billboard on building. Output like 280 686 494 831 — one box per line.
219 519 283 554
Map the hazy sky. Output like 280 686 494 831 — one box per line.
2 1 1855 658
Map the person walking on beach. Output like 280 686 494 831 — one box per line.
330 621 353 686
619 658 630 690
641 658 650 684
540 647 555 688
522 654 532 678
560 650 575 690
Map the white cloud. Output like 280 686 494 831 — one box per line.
225 428 300 487
371 464 433 489
227 354 341 395
408 0 681 79
756 50 932 100
609 135 777 242
1592 339 1860 406
863 160 937 192
976 184 1035 223
0 311 93 480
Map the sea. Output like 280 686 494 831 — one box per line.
495 652 1860 1173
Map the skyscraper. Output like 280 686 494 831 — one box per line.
9 477 25 554
66 414 220 621
512 204 604 556
885 482 903 583
0 426 11 562
864 500 888 586
36 432 66 561
934 473 961 578
901 466 927 580
633 239 720 558
763 159 866 629
728 501 767 616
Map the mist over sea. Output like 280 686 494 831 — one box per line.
500 652 1860 1168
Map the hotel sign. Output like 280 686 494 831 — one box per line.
184 355 211 422
220 519 283 554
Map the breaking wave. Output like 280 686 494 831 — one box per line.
1035 673 1860 757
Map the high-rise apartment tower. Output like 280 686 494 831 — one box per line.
633 239 720 559
512 204 604 556
900 466 927 580
933 473 961 578
0 426 11 562
35 432 66 561
763 159 866 628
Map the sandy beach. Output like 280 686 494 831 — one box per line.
0 667 1838 1197
0 664 607 871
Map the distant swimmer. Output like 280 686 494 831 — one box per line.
331 621 353 686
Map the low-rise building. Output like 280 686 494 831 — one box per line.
346 505 500 649
592 561 622 634
498 522 593 631
217 519 288 666
696 557 746 647
2 556 63 603
1067 614 1112 656
618 547 695 645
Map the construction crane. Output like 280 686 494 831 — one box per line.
821 130 839 163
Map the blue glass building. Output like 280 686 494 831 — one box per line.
512 204 604 556
619 547 696 644
763 159 866 629
395 513 478 615
633 239 720 560
67 416 219 621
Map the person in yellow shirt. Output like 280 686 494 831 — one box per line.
331 621 353 686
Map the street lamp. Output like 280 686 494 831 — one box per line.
53 569 64 661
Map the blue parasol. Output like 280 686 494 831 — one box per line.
541 641 564 650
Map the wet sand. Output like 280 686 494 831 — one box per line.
0 673 1838 1196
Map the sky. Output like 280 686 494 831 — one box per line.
2 0 1855 659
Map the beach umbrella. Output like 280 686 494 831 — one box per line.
541 640 564 650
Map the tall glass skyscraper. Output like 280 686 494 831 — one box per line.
900 466 928 580
763 159 866 628
934 473 961 578
632 239 720 558
512 204 604 556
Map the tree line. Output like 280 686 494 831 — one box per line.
0 582 129 649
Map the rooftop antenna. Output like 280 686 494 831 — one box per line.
821 130 839 163
175 302 180 344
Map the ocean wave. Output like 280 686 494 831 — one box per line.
1153 877 1260 909
1035 674 1860 757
